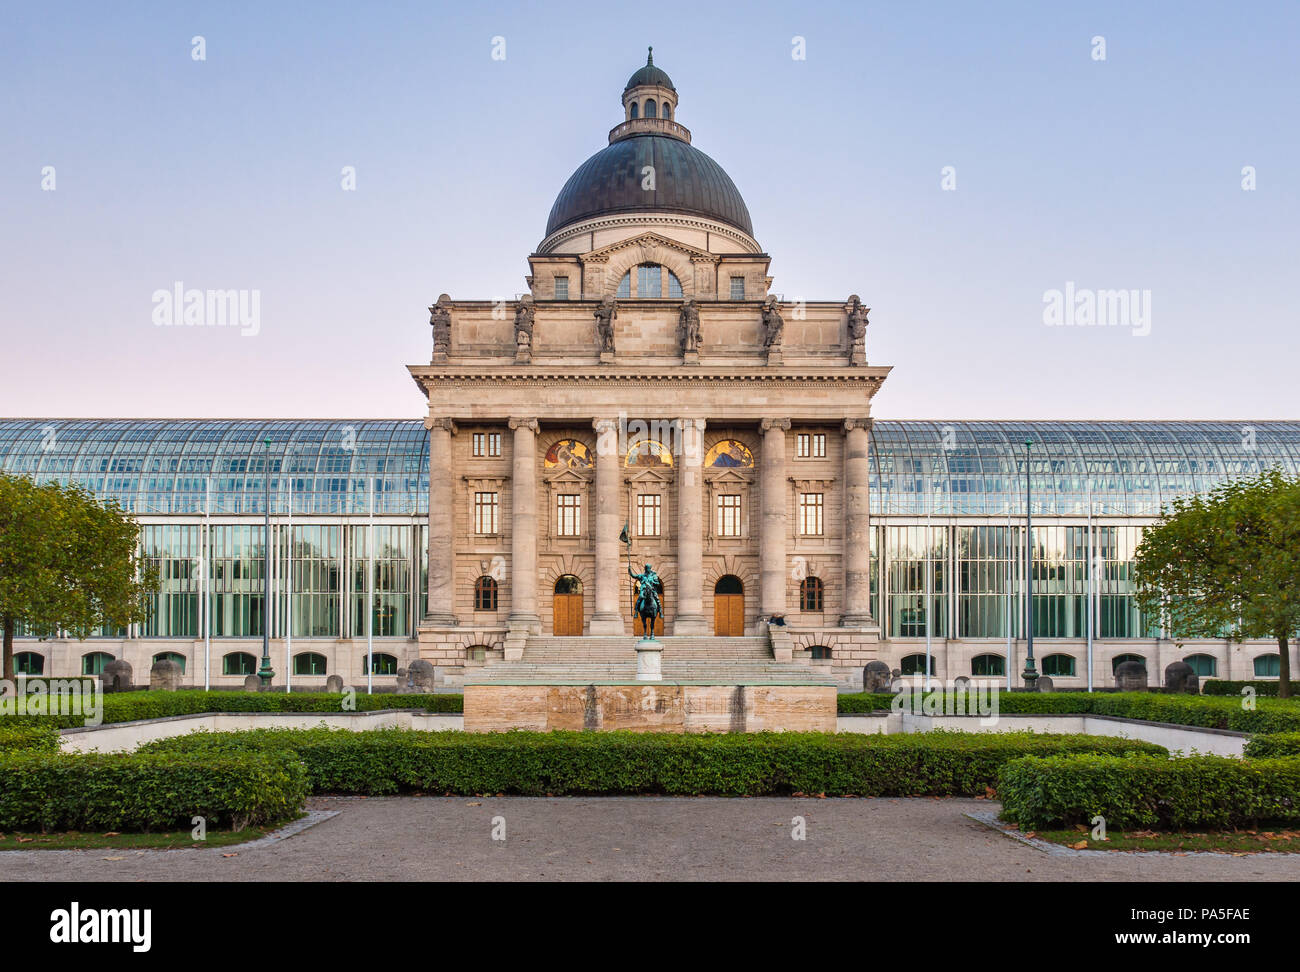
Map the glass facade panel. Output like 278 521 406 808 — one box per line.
283 524 340 637
887 526 947 638
350 524 412 638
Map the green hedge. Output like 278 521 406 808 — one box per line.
0 751 308 832
1203 680 1300 698
4 689 462 728
997 753 1300 830
837 690 1300 733
1243 732 1300 758
141 728 1165 797
0 723 59 753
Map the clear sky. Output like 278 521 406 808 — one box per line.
3 0 1296 421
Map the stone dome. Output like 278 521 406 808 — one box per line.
625 47 675 91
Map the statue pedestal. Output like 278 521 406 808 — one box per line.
635 640 663 681
599 351 615 365
765 349 783 367
514 350 532 365
849 348 867 366
432 351 449 365
682 350 699 366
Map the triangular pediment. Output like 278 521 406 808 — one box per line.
706 467 753 484
582 232 715 264
544 467 592 485
627 466 673 484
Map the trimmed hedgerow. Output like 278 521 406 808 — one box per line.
836 690 1300 734
997 753 1300 830
0 751 308 832
140 728 1165 797
0 723 60 753
1244 732 1300 758
3 690 462 729
1203 680 1300 698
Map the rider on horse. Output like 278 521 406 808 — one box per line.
628 562 663 639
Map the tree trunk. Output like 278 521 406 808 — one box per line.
1278 635 1292 700
2 615 14 682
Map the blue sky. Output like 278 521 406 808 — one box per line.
2 0 1297 419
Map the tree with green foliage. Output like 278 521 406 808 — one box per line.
0 472 158 680
1134 467 1300 699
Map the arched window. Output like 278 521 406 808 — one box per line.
554 575 584 595
1184 653 1217 677
81 652 115 676
1111 653 1146 675
630 102 638 119
153 651 187 674
808 645 831 660
475 575 499 611
662 103 671 120
971 654 1005 677
704 440 754 467
900 653 936 676
294 652 328 676
14 652 44 676
223 652 257 676
800 577 824 612
1254 654 1281 677
615 265 683 299
1041 653 1076 677
715 575 743 595
364 653 398 675
645 99 657 118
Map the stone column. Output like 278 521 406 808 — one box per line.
842 418 874 626
759 419 791 622
425 416 457 625
508 417 541 633
589 418 625 634
674 417 708 634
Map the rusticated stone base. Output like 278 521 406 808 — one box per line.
463 682 836 733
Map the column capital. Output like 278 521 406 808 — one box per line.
843 418 874 433
675 417 707 431
760 418 791 433
425 416 457 434
508 417 539 433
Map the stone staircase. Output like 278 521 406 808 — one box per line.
466 634 834 685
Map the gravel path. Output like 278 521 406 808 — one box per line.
3 796 1298 882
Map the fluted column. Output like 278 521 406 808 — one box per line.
508 417 541 633
842 418 874 626
425 417 458 624
674 417 708 634
589 418 625 634
759 418 791 621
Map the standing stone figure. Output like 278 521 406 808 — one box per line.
846 294 869 364
761 295 784 350
595 296 618 354
429 294 452 360
514 294 535 362
678 298 701 354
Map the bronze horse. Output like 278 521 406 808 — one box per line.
628 563 663 639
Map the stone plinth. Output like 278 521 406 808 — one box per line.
463 682 836 733
635 642 663 681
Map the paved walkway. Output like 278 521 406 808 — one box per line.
3 797 1298 881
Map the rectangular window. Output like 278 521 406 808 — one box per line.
472 433 502 457
554 276 569 300
637 493 662 537
717 494 742 537
798 433 826 458
729 277 745 300
812 433 826 457
799 493 824 536
474 492 499 534
557 494 582 537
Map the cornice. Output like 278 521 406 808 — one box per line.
409 365 890 386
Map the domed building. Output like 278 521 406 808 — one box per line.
409 49 891 689
4 52 1297 697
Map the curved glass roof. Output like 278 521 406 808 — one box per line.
2 419 1297 518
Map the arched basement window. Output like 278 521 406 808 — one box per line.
1254 654 1281 677
1041 653 1076 677
971 654 1005 677
900 653 936 676
1183 653 1217 677
364 653 398 675
153 651 187 674
223 652 257 676
81 652 115 676
14 652 45 675
294 652 328 676
1111 653 1146 675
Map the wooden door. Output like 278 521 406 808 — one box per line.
553 593 584 635
714 594 744 636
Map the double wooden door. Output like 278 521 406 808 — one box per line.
553 593 584 636
714 594 745 636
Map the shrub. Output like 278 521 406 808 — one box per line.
4 690 462 728
141 728 1165 797
835 693 894 713
0 723 59 753
997 753 1300 830
1243 732 1300 758
1203 680 1300 698
0 751 308 832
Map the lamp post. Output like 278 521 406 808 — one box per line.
1021 437 1038 689
258 437 276 689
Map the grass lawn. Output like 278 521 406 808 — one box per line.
0 815 303 851
1024 824 1300 854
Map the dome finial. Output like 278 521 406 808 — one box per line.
647 46 653 65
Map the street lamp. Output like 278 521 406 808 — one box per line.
1021 437 1039 689
258 436 276 689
